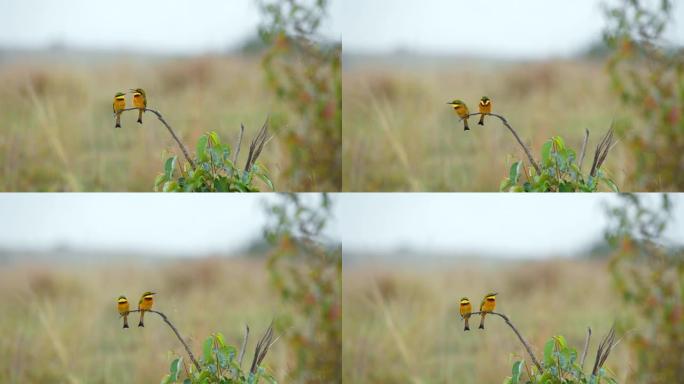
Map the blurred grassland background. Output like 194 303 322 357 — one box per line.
0 55 286 191
342 58 635 191
0 0 342 192
0 257 290 383
343 259 629 383
341 0 684 192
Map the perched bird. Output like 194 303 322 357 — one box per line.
459 297 473 331
112 92 127 128
130 88 147 124
447 99 470 131
479 292 497 330
117 296 130 329
138 291 156 327
478 96 492 126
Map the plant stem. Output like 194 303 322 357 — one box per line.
465 113 541 175
126 309 201 372
468 310 544 373
119 108 196 170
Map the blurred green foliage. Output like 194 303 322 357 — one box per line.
603 0 684 190
505 335 617 384
604 194 683 383
500 136 617 192
155 131 273 192
259 0 341 191
162 332 276 384
264 194 341 383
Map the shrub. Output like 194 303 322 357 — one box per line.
500 134 618 192
259 0 342 191
263 193 341 382
155 128 273 192
604 194 683 383
603 0 684 190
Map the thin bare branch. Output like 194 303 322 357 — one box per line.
464 113 541 174
579 129 590 171
126 309 201 372
580 327 592 370
119 108 196 170
468 311 543 373
238 324 250 370
233 124 245 167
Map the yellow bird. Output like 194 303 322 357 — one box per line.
130 88 147 124
479 292 497 329
459 297 472 331
138 291 156 327
478 96 491 126
117 296 130 329
112 92 126 128
447 99 470 131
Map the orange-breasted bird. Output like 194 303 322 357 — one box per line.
447 99 470 131
479 292 497 329
117 295 130 329
112 92 126 128
138 291 155 327
459 297 473 331
478 96 491 126
130 88 147 124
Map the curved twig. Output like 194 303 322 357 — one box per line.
125 309 201 372
463 113 541 174
580 327 592 370
118 108 196 170
468 310 543 373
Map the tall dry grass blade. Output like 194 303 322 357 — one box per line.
249 321 277 375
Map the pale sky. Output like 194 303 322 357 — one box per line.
0 0 342 54
0 194 680 259
341 0 684 58
340 194 684 258
0 193 339 256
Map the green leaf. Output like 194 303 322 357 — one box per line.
543 339 555 366
541 141 553 165
169 357 182 381
511 360 524 384
196 135 209 162
558 181 575 192
203 336 214 363
208 131 221 146
257 172 275 191
509 161 522 184
164 156 177 180
601 177 619 192
161 374 173 384
554 335 567 349
552 136 565 150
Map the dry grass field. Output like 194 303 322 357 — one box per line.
342 56 640 191
0 256 292 383
0 53 301 191
343 257 632 383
